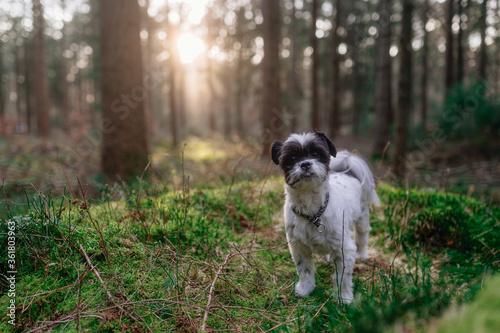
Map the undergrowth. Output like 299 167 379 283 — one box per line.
0 176 499 332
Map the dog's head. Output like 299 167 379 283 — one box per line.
271 132 337 190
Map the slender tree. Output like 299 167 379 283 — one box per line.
288 0 299 133
60 0 70 134
100 0 149 181
0 42 4 118
235 7 246 138
330 0 342 138
310 0 320 131
457 0 465 84
478 0 488 81
143 0 154 133
32 0 51 137
261 0 283 155
24 37 32 132
421 0 429 126
497 0 500 94
207 55 216 134
444 0 455 91
372 0 393 156
166 12 179 146
393 0 413 178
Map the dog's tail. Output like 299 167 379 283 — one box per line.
329 151 380 206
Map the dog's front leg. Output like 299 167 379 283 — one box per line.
334 250 355 304
289 241 316 297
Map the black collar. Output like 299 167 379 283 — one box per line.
291 192 329 233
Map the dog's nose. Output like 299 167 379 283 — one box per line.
300 161 311 171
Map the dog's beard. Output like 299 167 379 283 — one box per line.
285 159 328 190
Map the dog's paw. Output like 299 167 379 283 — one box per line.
356 252 370 261
341 296 353 305
295 281 315 297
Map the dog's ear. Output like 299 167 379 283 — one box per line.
315 132 337 157
271 141 284 165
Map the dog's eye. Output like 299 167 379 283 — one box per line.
311 151 319 157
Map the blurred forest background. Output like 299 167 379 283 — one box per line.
0 0 499 200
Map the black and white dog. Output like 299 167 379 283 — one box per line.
272 132 379 303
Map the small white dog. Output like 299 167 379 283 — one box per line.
271 132 380 304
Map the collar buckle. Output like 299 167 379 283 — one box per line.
291 193 330 233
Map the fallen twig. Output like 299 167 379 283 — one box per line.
78 244 146 330
201 253 233 332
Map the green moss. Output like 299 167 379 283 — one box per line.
435 275 500 333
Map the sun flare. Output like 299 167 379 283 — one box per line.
177 32 206 64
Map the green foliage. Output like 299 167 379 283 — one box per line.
379 183 500 265
439 82 500 150
434 275 500 333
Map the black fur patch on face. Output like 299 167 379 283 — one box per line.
278 135 332 184
271 141 283 165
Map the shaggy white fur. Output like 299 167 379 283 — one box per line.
272 133 379 304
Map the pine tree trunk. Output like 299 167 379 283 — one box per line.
393 0 413 178
421 0 429 126
288 0 299 133
234 8 245 139
60 0 70 134
24 38 32 132
310 0 320 131
478 0 488 81
143 0 154 134
14 42 22 119
167 18 178 146
261 0 283 156
100 0 149 181
445 0 455 91
457 0 464 84
32 0 51 137
330 0 342 138
373 0 393 156
207 56 216 135
224 72 231 139
0 42 4 118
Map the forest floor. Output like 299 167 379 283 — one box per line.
0 135 499 332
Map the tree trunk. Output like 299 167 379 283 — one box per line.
421 0 429 126
207 56 216 134
167 17 178 146
0 42 4 118
261 0 283 156
32 0 51 137
288 0 299 133
24 38 32 132
310 0 320 131
457 0 464 84
497 0 500 95
60 0 70 134
143 0 154 133
330 0 342 138
224 71 231 139
100 0 149 181
372 0 393 156
393 0 413 179
444 0 455 91
235 8 245 139
478 0 488 81
14 42 22 119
